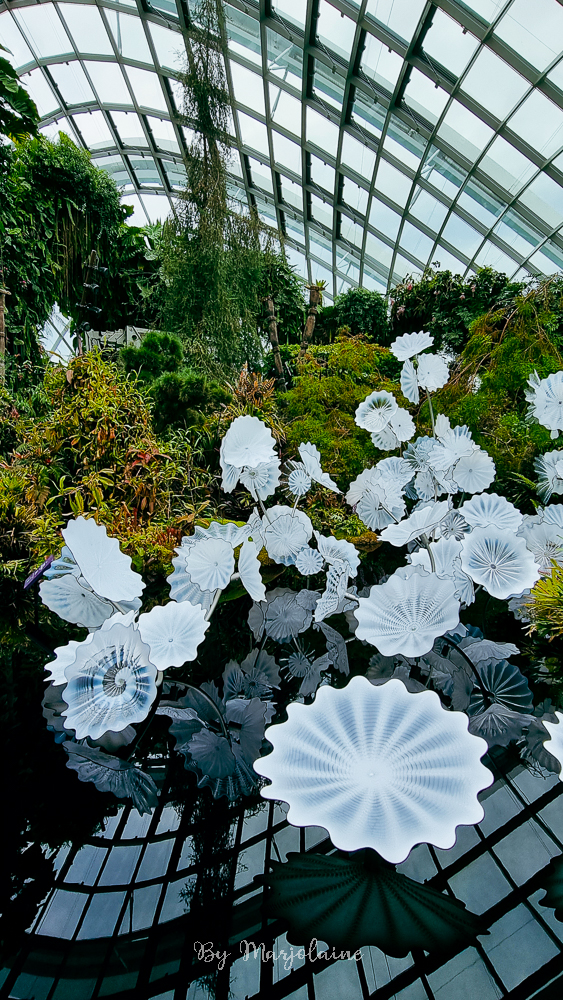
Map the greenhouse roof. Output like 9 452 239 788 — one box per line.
3 0 563 300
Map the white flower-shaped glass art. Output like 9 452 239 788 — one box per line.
387 407 416 443
220 414 277 468
452 450 495 494
314 532 360 577
194 520 250 548
168 540 217 614
461 493 523 531
517 518 563 571
263 506 313 565
542 712 563 778
187 538 235 591
295 547 324 576
535 451 563 502
543 504 563 527
138 601 209 670
526 370 563 438
62 516 144 603
460 527 540 600
353 570 460 657
254 676 493 863
299 442 340 493
390 331 434 361
62 623 158 740
416 354 449 392
286 462 312 498
355 391 397 433
239 460 281 501
379 500 450 547
45 639 82 685
238 540 266 602
400 359 419 404
39 574 113 628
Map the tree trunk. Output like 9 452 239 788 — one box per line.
0 287 11 386
298 284 322 359
265 294 287 391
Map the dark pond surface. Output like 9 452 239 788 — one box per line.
3 581 563 1000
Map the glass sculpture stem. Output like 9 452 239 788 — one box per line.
184 683 229 740
426 390 436 436
206 589 222 621
440 636 492 707
421 533 436 573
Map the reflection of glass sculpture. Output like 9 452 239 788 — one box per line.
254 676 493 863
264 850 486 954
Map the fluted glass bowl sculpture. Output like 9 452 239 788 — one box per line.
253 676 493 863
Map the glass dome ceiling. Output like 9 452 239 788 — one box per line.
3 0 563 301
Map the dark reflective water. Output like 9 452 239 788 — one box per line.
2 584 563 1000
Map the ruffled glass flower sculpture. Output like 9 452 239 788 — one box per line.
542 712 563 777
254 676 493 863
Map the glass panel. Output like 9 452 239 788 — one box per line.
105 10 152 63
76 891 127 939
465 0 510 22
493 208 541 256
365 0 427 44
494 0 563 71
125 67 167 112
163 161 186 189
224 4 261 66
238 112 269 154
310 154 335 192
441 214 483 258
462 47 529 120
529 239 563 274
313 60 346 111
474 240 519 272
271 0 306 31
340 133 376 181
59 5 114 55
362 264 387 292
365 231 393 269
266 29 302 89
341 215 363 247
402 69 449 126
394 253 423 281
248 156 274 193
374 158 413 207
480 136 536 194
131 156 162 187
14 4 72 59
269 84 301 136
458 176 506 227
422 9 479 77
49 62 94 105
342 177 369 216
272 130 301 173
285 214 305 245
508 90 563 160
369 197 402 240
0 12 34 68
280 175 302 209
149 23 185 74
409 187 449 230
95 153 131 187
399 221 434 263
437 101 494 162
35 889 88 939
98 845 142 886
351 89 386 142
24 68 59 116
432 244 467 274
65 846 108 886
384 114 426 171
40 117 77 144
306 107 339 158
84 62 132 105
482 905 558 990
360 31 402 93
147 116 179 153
311 193 333 228
317 0 357 62
230 61 264 115
520 170 563 226
427 948 500 1000
309 230 333 263
111 110 149 146
423 145 467 198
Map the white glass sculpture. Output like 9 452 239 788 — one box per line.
39 574 113 628
262 506 313 565
461 493 523 531
452 449 495 493
299 442 340 492
400 359 419 403
390 331 434 360
138 600 209 670
542 712 563 777
220 414 277 468
354 390 397 433
62 516 144 603
295 547 324 575
526 370 563 438
535 451 563 502
187 538 235 591
253 676 493 863
379 500 450 547
460 527 540 600
62 622 158 740
353 570 460 657
238 539 266 602
239 460 281 500
416 354 449 392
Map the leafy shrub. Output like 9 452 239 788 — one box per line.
150 369 231 434
120 330 184 383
